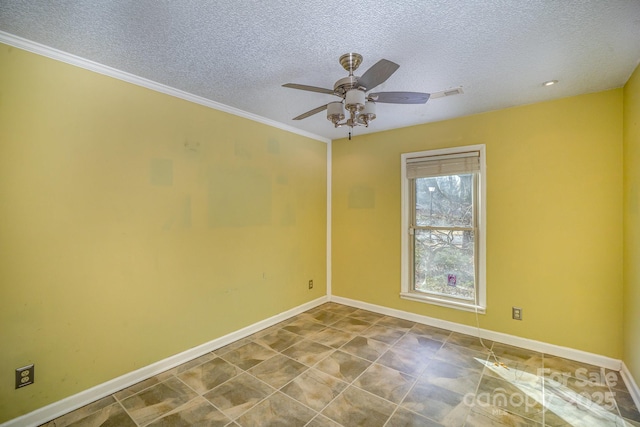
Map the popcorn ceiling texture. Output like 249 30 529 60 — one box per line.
1 0 639 140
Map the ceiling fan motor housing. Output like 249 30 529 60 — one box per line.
333 76 359 96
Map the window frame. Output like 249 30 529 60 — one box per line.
400 145 486 313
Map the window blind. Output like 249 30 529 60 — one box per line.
406 151 480 179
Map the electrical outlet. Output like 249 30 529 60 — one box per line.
512 307 523 321
308 280 313 289
15 364 34 389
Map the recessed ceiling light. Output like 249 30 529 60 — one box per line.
543 80 558 87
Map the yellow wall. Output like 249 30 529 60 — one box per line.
624 62 640 381
332 90 624 358
1 39 634 423
0 44 327 422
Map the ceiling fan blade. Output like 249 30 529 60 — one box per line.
357 59 400 91
293 104 328 120
282 83 335 95
368 91 430 104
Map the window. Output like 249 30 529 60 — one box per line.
400 145 486 312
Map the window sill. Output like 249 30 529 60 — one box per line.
400 292 486 314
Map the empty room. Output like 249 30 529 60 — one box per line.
1 1 640 426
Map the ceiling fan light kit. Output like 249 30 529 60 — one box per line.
327 101 345 124
283 53 431 135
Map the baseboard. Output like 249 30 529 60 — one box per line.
7 294 636 427
1 296 329 427
330 295 623 371
622 362 640 410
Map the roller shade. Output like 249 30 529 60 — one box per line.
406 151 480 179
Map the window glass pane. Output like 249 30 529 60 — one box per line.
413 229 475 301
415 174 473 227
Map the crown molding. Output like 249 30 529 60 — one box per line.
0 31 330 144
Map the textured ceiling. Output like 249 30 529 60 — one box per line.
1 1 639 141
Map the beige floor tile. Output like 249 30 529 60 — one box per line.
393 333 444 355
446 332 493 352
354 363 416 403
401 380 468 424
254 328 303 352
281 339 334 366
167 352 217 376
465 405 542 426
409 323 452 342
347 308 385 323
361 323 407 345
281 368 348 411
474 374 544 423
329 317 373 334
376 316 416 332
145 396 230 427
491 343 543 367
177 357 242 394
386 407 444 426
340 336 389 361
319 303 358 316
615 389 640 423
235 392 316 427
309 326 355 348
322 386 396 427
543 355 605 383
434 342 490 373
203 372 274 420
220 341 278 370
120 377 198 426
248 354 308 389
606 369 628 392
40 303 636 427
314 350 371 383
113 371 175 400
307 309 345 326
420 358 483 396
377 346 432 376
48 402 135 427
44 396 118 427
306 414 344 426
282 319 327 337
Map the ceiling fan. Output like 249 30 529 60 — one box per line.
283 53 430 133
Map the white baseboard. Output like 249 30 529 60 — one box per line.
6 294 637 427
622 362 640 411
330 295 623 371
1 296 329 427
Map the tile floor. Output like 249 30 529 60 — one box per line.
41 303 640 426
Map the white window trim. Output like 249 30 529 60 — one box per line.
400 144 486 313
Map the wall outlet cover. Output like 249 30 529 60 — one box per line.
15 364 34 389
512 307 523 321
